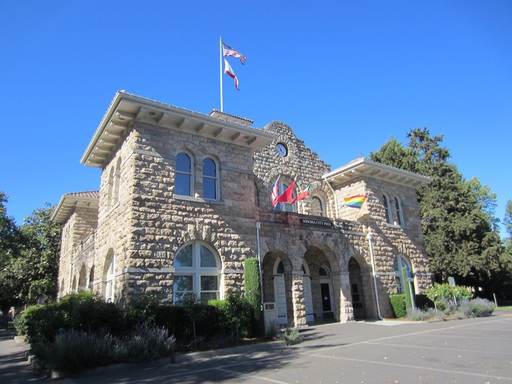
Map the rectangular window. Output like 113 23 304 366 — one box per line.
175 173 191 196
173 275 193 304
200 275 218 302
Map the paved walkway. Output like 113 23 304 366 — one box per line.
2 312 512 383
0 329 46 383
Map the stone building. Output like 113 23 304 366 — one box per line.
53 91 432 325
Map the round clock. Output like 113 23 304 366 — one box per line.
276 143 288 157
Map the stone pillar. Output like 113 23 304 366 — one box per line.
338 271 354 323
291 272 307 327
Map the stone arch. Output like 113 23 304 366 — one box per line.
261 250 292 325
303 243 339 322
347 254 376 320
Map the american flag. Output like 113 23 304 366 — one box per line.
222 42 246 65
271 176 281 207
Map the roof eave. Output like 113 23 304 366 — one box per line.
324 157 432 189
81 91 278 168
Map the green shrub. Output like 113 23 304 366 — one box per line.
244 258 262 334
280 328 303 345
390 294 406 318
406 307 445 321
35 330 116 375
18 303 66 345
154 305 188 340
210 295 254 339
426 283 473 309
115 322 175 363
17 292 123 346
124 293 161 326
460 298 495 318
414 294 434 309
57 292 123 335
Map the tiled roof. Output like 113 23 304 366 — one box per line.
52 191 99 223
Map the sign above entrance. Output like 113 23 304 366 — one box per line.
300 218 333 227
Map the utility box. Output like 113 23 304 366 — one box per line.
263 302 278 333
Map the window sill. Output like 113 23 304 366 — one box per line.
174 194 223 205
385 223 408 230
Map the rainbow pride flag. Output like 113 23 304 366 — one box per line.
343 194 368 208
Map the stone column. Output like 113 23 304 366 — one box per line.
338 271 354 323
291 272 307 327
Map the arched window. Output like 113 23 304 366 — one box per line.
394 197 405 227
173 242 221 304
274 179 297 212
203 157 218 200
78 264 87 291
88 266 95 291
383 194 393 224
394 255 412 294
176 152 193 196
103 252 115 303
311 196 324 217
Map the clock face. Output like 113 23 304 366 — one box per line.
276 143 288 157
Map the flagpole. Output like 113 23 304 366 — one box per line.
220 37 224 112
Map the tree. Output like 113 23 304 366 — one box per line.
0 193 61 312
504 200 512 243
371 128 511 296
0 192 23 312
17 204 62 304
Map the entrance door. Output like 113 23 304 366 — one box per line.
319 266 334 320
302 262 315 323
274 275 288 325
274 259 288 326
321 283 332 311
348 258 367 320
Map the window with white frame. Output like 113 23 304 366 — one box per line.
394 197 405 227
202 157 218 200
394 254 412 294
383 194 393 224
173 242 221 304
103 252 115 303
311 196 324 217
175 152 193 196
275 180 297 212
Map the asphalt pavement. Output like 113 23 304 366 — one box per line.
2 312 512 384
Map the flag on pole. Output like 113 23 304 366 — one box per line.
291 184 312 204
276 181 296 204
222 42 246 64
271 176 281 207
343 194 368 208
224 59 239 90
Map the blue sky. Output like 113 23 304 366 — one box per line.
1 1 511 236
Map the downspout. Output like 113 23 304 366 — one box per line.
367 231 383 320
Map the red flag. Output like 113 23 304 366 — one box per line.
224 59 239 90
276 181 296 204
291 184 312 204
